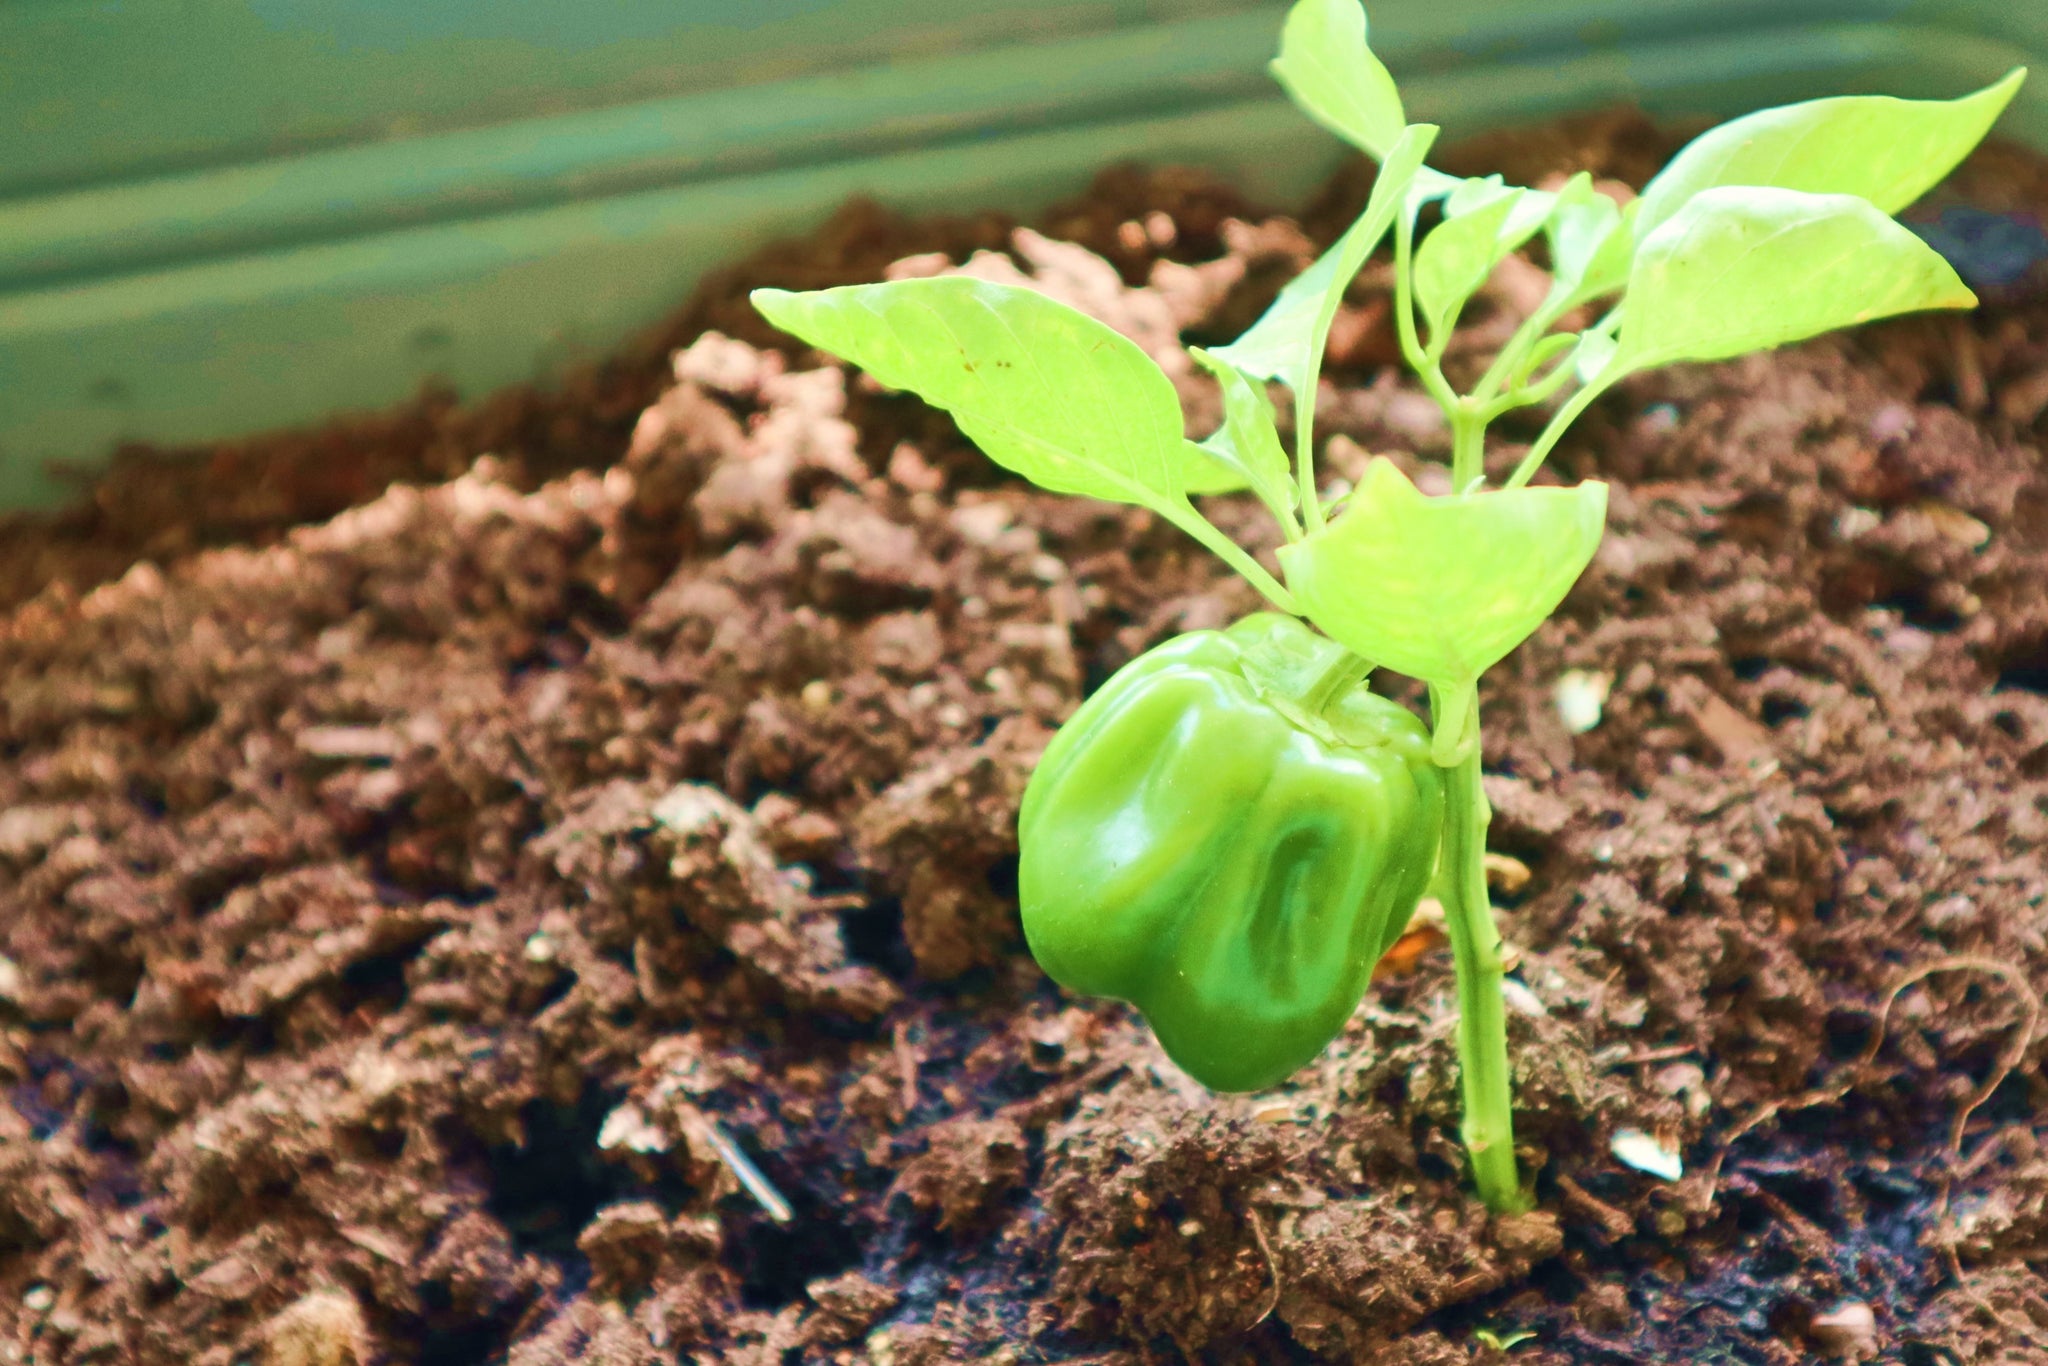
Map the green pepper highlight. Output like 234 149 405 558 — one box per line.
1018 613 1444 1092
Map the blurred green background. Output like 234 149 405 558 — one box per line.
1 0 2041 509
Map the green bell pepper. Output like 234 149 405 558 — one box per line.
1018 612 1444 1092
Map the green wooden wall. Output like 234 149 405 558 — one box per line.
0 0 2040 507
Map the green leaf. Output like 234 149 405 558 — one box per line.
1177 442 1254 496
1409 164 1463 206
1513 330 1582 390
1212 123 1438 443
1607 186 1977 378
1572 327 1618 384
1635 69 2026 243
1442 176 1516 217
1270 0 1404 159
752 277 1302 613
1412 180 1549 339
1189 347 1299 531
1445 176 1555 239
1277 457 1608 690
752 277 1196 507
1544 177 1635 306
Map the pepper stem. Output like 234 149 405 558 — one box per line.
1431 688 1531 1213
1301 646 1369 716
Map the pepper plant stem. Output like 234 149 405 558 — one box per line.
1301 646 1371 714
1433 703 1530 1213
1450 403 1485 492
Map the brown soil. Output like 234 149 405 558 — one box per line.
6 111 2048 1366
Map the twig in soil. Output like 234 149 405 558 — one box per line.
893 1019 921 1116
1611 1043 1700 1067
1696 956 2036 1210
1696 955 2045 1350
1724 1173 1838 1264
701 1117 794 1224
1889 958 2042 1174
1246 1206 1281 1328
991 1059 1128 1128
1554 1173 1633 1243
1900 958 2045 1353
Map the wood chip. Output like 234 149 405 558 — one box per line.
1669 676 1778 776
1484 852 1532 894
294 726 403 762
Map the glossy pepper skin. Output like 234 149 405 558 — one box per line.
1019 613 1444 1092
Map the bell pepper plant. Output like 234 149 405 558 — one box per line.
753 0 2023 1213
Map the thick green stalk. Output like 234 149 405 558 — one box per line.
1449 402 1486 493
1432 697 1530 1213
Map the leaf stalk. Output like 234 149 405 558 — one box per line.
1165 504 1300 614
1503 377 1610 490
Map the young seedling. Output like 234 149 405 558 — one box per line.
753 0 2023 1213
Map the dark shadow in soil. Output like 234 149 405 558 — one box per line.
730 1189 869 1309
337 943 417 1018
1995 636 2048 695
407 1291 521 1366
839 892 921 981
481 1083 639 1273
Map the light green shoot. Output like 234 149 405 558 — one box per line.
1474 1325 1538 1352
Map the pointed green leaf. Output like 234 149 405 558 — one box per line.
1190 347 1299 529
1277 457 1608 688
1544 178 1635 306
1211 123 1438 442
1512 330 1582 391
754 277 1304 613
1445 175 1556 240
1635 69 2026 243
1409 164 1464 206
1608 186 1977 378
1270 0 1404 159
752 277 1197 508
1573 328 1618 384
1412 181 1549 338
1543 174 1608 269
1442 175 1518 217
